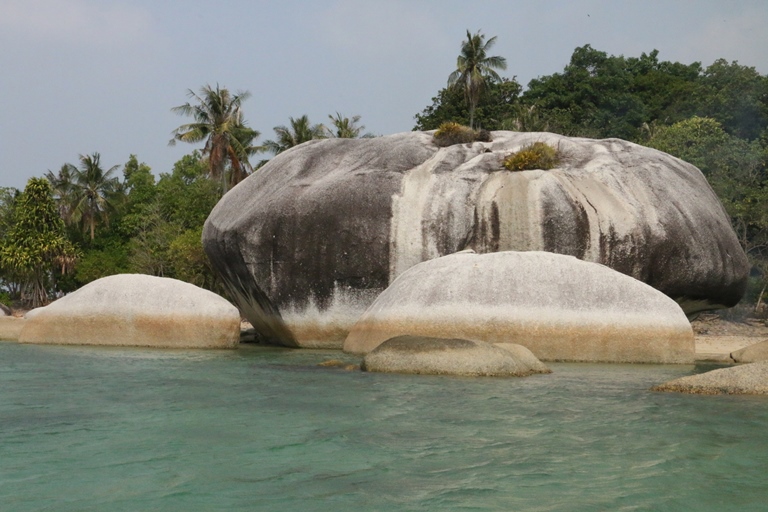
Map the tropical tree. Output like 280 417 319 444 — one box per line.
325 112 373 138
447 30 507 129
264 115 326 155
169 84 263 191
68 152 121 241
44 163 78 222
0 178 78 307
415 76 521 130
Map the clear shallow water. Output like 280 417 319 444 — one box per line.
1 343 767 511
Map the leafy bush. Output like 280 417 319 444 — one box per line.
502 142 560 171
433 122 492 147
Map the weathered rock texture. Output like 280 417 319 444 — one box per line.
0 303 11 316
0 317 25 341
203 131 748 348
345 251 694 363
730 340 768 363
652 362 768 395
361 335 551 377
19 274 240 348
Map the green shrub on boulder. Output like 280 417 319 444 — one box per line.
433 122 491 147
503 141 560 171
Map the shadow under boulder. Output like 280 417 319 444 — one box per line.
362 335 551 377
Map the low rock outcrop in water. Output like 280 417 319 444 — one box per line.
19 274 240 348
202 131 748 348
345 251 694 363
361 335 551 377
652 362 768 395
730 340 768 363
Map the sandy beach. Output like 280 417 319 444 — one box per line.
692 315 768 362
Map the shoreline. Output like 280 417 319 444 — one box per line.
3 316 766 363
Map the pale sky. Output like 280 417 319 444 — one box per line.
1 0 767 190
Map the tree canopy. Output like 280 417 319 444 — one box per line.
447 30 507 129
170 84 263 191
0 178 78 307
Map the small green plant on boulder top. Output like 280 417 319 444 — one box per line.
433 122 492 147
502 141 560 171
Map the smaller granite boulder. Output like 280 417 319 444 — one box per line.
651 362 768 395
19 274 240 348
0 303 11 316
344 250 694 363
730 340 768 363
361 335 551 377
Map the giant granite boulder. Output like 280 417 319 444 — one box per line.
344 250 694 363
203 131 748 348
19 274 240 348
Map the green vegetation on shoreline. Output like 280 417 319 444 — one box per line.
0 37 766 319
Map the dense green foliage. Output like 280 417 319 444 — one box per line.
415 77 522 130
0 179 78 307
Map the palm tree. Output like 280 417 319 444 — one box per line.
69 153 120 241
264 115 325 155
325 112 374 138
447 30 507 129
169 84 263 191
45 163 78 223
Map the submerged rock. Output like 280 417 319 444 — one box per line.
203 131 747 347
361 335 551 377
19 274 240 348
345 251 694 363
730 340 768 363
652 362 768 395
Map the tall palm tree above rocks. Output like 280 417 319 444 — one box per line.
69 153 120 241
264 115 326 155
45 163 77 223
447 30 507 129
170 84 263 191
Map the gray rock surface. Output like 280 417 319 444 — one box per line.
19 274 240 348
203 131 748 348
730 339 768 363
345 250 694 363
361 335 551 377
0 303 11 316
652 362 768 395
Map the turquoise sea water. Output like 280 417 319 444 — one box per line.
1 342 767 511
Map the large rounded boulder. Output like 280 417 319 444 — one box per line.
344 250 694 363
203 131 748 348
19 274 240 348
